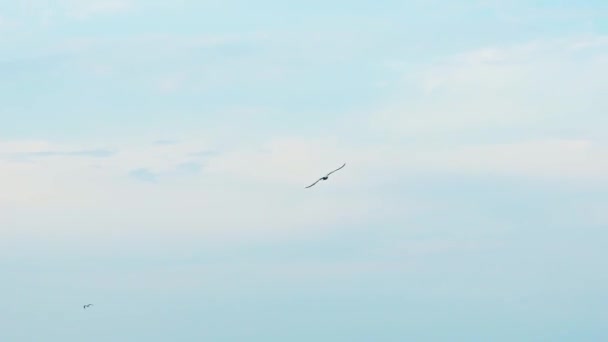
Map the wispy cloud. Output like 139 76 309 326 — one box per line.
372 35 608 140
174 161 203 175
188 150 216 158
128 161 203 183
17 149 114 158
128 168 157 182
1 148 115 162
153 139 179 146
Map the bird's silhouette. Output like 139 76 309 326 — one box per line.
306 163 346 188
83 304 93 309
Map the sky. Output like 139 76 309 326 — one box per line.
1 0 608 341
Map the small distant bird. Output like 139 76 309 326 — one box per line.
83 304 93 309
306 163 346 188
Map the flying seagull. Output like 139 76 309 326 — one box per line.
305 163 346 188
83 304 93 309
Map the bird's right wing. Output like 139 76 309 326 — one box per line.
305 178 321 188
326 163 346 176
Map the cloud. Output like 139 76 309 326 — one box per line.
153 139 179 145
189 150 216 158
111 140 210 183
2 36 608 253
174 161 203 175
0 137 413 248
373 35 608 139
201 136 608 188
408 139 608 182
128 168 157 182
0 141 115 162
8 149 115 160
0 134 605 264
128 162 203 183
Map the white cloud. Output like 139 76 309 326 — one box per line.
0 133 606 263
1 133 605 217
374 35 608 137
360 36 608 183
0 138 415 247
2 36 608 252
414 139 608 181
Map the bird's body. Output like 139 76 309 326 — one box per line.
306 163 345 188
83 304 93 309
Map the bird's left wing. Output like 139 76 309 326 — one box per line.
305 178 322 188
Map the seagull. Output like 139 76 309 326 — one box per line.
305 163 346 188
83 304 93 309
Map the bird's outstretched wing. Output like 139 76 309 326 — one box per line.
305 178 322 188
326 163 346 177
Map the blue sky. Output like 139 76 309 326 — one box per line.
1 1 608 341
